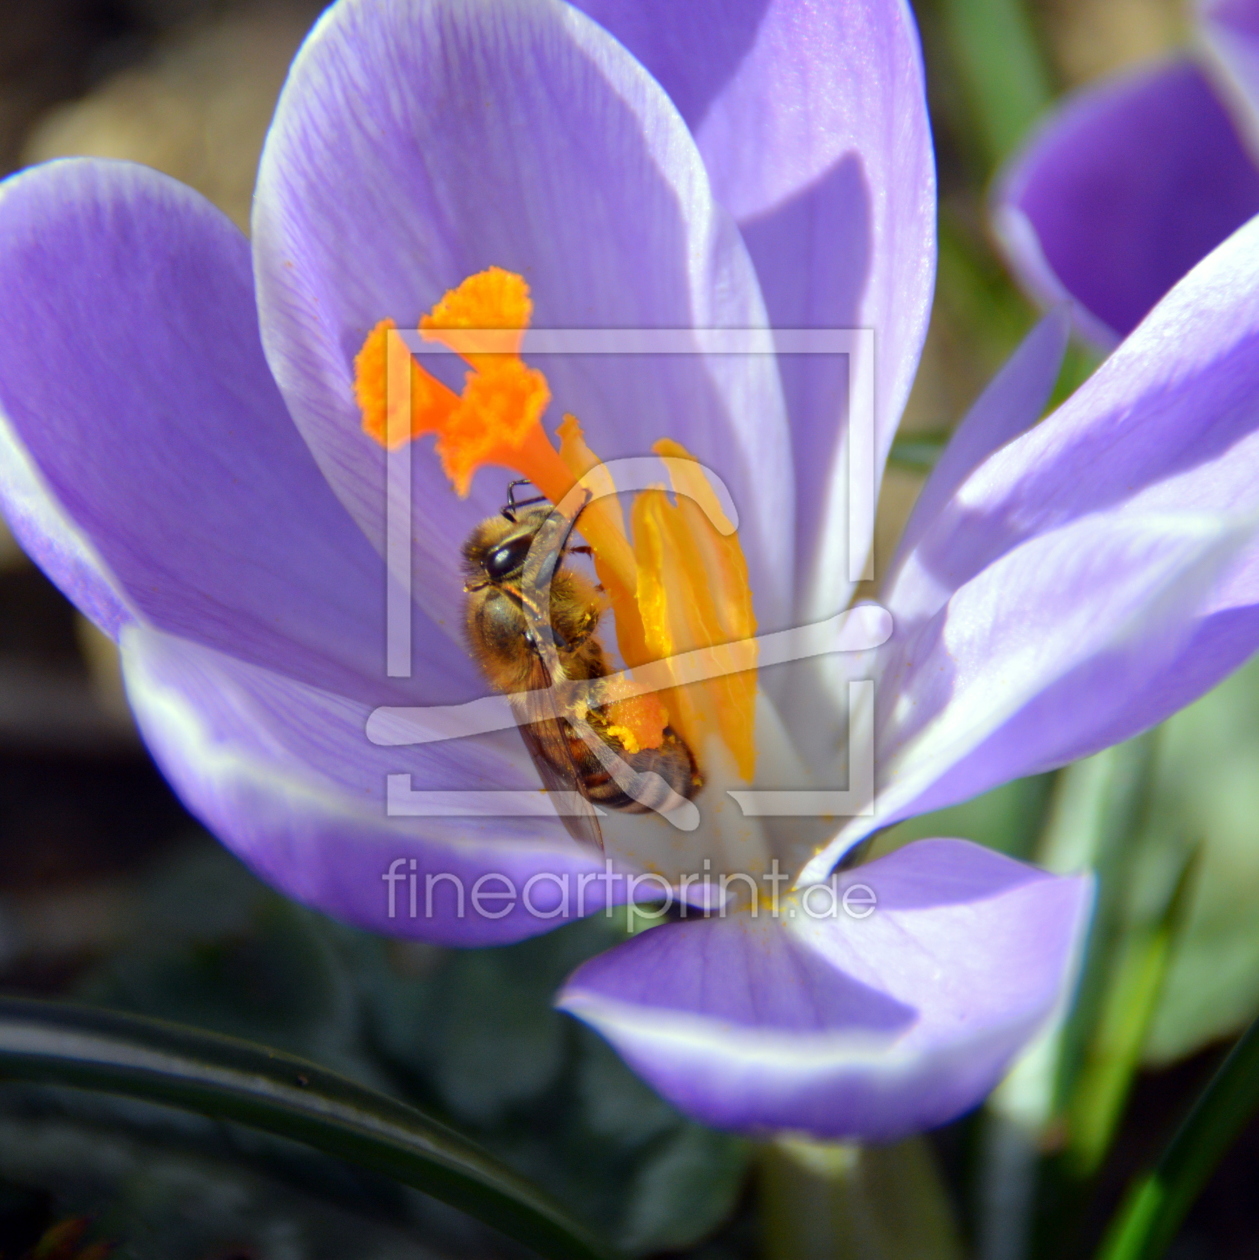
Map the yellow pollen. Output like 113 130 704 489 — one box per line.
353 269 758 775
629 442 758 780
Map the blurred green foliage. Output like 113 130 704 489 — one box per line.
12 841 747 1259
936 0 1052 169
1138 654 1259 1065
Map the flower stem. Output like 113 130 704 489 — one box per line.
757 1136 963 1260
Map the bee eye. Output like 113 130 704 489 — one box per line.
485 535 533 580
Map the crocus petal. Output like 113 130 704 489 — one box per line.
803 217 1259 871
253 0 794 636
1202 0 1259 151
571 0 937 616
559 839 1090 1140
807 509 1251 881
0 157 478 707
902 211 1259 626
0 387 130 637
993 57 1259 346
886 307 1069 597
120 623 618 945
891 515 1246 818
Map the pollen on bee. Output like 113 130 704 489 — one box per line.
601 691 669 755
354 267 759 779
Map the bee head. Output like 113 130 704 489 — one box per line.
462 507 549 586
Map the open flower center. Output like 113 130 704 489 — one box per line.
354 268 758 779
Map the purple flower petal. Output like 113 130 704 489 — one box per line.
121 624 617 945
1206 0 1259 41
253 0 794 634
801 216 1259 867
993 57 1259 346
866 511 1249 844
571 0 937 615
0 157 477 708
559 839 1090 1140
0 392 131 639
887 308 1069 593
1202 0 1259 147
902 211 1259 618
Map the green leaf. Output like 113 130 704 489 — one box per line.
0 1100 408 1260
1139 653 1259 1064
1037 734 1160 1117
1096 1014 1259 1260
874 772 1055 861
977 738 1160 1260
935 0 1053 169
360 914 749 1255
573 1031 675 1149
363 910 632 1126
888 430 951 473
0 996 614 1260
72 849 744 1255
1064 848 1197 1176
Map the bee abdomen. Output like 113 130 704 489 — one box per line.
573 726 699 814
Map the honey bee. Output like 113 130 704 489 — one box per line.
462 482 700 846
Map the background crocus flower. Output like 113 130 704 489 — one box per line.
993 0 1259 347
3 0 1259 1146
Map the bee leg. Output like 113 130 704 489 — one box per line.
566 545 594 557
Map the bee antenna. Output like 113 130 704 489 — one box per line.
502 478 549 520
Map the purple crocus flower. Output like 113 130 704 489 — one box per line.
994 0 1259 347
1 0 1258 1143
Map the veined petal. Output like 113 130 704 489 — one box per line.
121 624 614 946
885 308 1069 617
882 219 1259 801
572 0 937 616
559 839 1089 1140
824 207 1259 865
993 57 1259 346
0 386 130 638
909 212 1259 620
253 0 793 637
807 509 1251 881
0 158 476 707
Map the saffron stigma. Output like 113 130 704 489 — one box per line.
354 267 757 779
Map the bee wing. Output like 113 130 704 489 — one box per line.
510 660 605 851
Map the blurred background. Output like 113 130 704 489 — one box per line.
0 0 1256 1256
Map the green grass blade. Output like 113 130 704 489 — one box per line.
888 430 951 471
0 996 615 1260
938 0 1053 169
1096 1014 1259 1260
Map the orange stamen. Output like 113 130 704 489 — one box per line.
354 319 459 449
629 442 758 779
353 269 758 775
435 358 551 497
420 265 531 367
